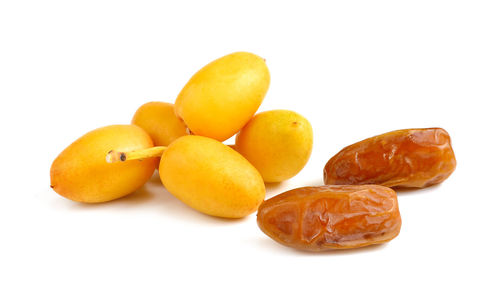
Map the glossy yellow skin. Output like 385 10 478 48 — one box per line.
235 110 313 183
159 135 265 218
50 125 156 203
132 101 187 147
175 52 270 141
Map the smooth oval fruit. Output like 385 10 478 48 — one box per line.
50 125 156 203
159 135 265 218
235 110 313 183
324 128 457 188
257 185 402 251
175 52 270 141
132 101 187 147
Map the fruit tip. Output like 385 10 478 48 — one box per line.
106 150 123 163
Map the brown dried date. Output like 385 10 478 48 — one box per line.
257 185 401 251
323 128 456 188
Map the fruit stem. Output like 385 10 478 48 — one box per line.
106 146 167 163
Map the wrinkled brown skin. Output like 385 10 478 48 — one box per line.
323 128 456 188
257 185 401 251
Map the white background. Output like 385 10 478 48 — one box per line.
1 1 499 298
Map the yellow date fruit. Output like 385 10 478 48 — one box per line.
235 110 313 183
257 185 402 251
50 125 156 203
132 101 187 147
159 135 265 218
175 52 270 141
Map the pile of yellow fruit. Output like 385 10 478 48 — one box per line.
50 52 314 218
